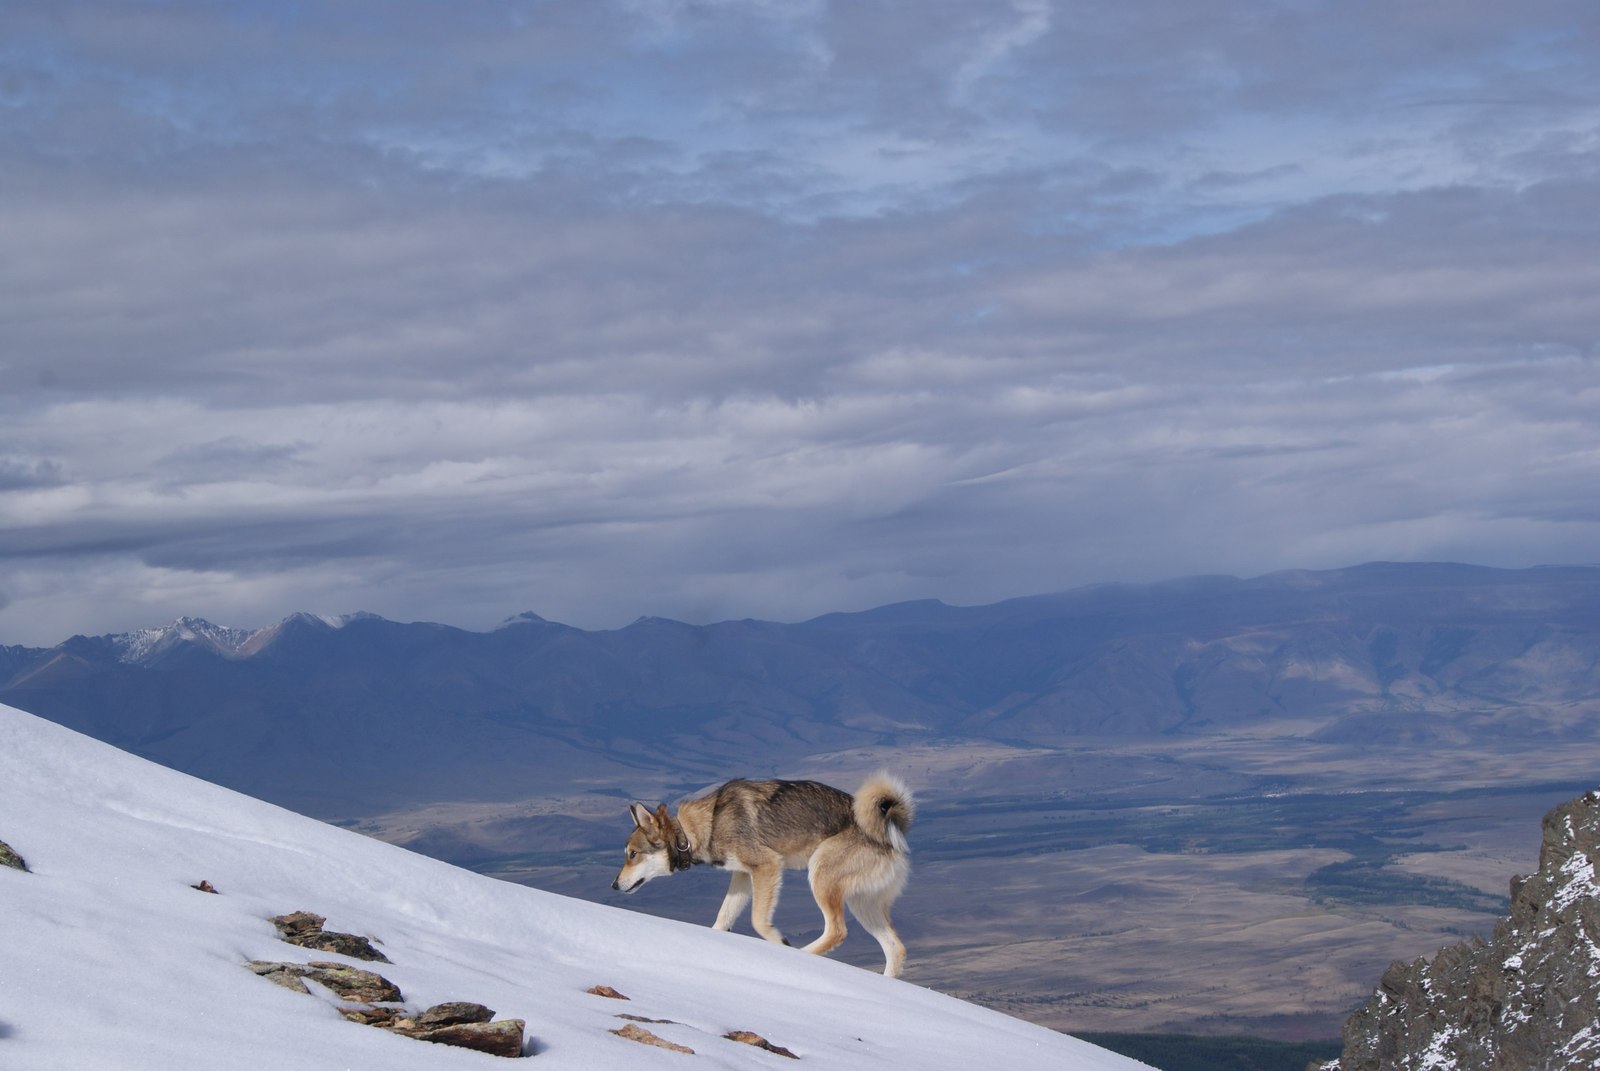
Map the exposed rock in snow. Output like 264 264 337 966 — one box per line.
270 909 390 962
246 959 402 1002
1325 789 1600 1071
1 836 26 871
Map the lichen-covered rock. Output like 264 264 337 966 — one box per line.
416 1001 494 1028
0 838 27 871
246 959 402 1003
1324 789 1600 1071
411 1018 526 1057
269 910 389 962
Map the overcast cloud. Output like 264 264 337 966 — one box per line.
2 0 1598 645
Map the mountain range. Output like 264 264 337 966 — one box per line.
3 561 1597 817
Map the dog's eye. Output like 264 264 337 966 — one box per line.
628 849 638 861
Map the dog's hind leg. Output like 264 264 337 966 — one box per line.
848 894 906 978
712 870 752 931
800 864 848 958
747 861 788 945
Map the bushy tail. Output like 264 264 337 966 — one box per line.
853 771 914 853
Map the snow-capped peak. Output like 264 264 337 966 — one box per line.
114 616 257 664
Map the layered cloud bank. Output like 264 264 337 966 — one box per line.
3 2 1598 643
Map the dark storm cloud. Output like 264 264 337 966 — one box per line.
1 0 1597 644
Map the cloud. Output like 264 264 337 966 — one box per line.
0 0 1597 644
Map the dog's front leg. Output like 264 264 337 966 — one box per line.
712 871 752 931
747 863 787 945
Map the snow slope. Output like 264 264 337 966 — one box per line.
0 705 1149 1070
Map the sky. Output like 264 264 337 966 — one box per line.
2 1 1598 645
0 703 1145 1070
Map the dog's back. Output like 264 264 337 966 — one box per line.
710 779 854 860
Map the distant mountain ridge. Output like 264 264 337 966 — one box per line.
3 562 1598 816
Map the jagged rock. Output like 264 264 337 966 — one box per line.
271 909 325 939
586 984 629 1000
725 1029 799 1058
416 1001 494 1027
270 910 389 962
250 961 314 995
409 1018 526 1058
611 1023 695 1054
1 838 27 871
246 959 402 1003
1323 789 1600 1071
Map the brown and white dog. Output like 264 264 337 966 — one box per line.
611 773 915 976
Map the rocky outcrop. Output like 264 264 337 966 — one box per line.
0 837 26 871
250 909 525 1057
270 910 389 962
1323 789 1600 1071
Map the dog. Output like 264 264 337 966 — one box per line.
611 772 915 977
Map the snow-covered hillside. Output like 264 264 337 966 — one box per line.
0 704 1148 1070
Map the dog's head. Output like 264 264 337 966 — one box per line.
611 802 683 893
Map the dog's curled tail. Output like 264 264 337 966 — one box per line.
853 771 914 853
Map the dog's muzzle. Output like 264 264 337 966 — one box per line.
612 876 644 894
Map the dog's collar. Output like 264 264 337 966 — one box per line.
658 809 696 872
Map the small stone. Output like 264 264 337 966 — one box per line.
269 910 390 963
586 984 629 1000
611 1023 694 1055
0 839 27 872
417 1001 495 1028
340 1006 405 1027
271 910 325 939
416 1019 526 1058
725 1030 799 1059
191 879 218 893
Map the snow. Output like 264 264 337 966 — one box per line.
1550 850 1600 913
1416 1023 1461 1071
115 616 256 663
0 705 1149 1071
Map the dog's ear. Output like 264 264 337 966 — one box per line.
630 802 658 833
